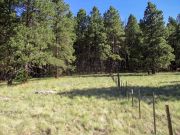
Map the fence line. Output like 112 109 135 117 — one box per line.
110 72 174 135
153 92 157 135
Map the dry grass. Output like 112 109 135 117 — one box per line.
0 72 180 135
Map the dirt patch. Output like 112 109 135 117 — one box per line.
0 95 11 101
34 90 57 95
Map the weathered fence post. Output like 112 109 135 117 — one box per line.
117 73 120 90
138 90 141 119
121 80 123 92
122 83 124 95
165 105 173 135
126 81 128 97
153 92 156 135
132 89 134 107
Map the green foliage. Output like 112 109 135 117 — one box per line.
0 0 18 84
125 14 143 71
140 2 175 73
0 0 76 83
14 68 29 82
9 0 55 82
0 1 179 84
167 15 180 67
75 7 111 73
103 6 125 71
52 0 76 77
88 7 110 61
87 7 111 72
74 9 89 72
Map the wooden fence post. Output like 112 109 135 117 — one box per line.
121 80 123 93
138 90 141 119
126 81 128 97
117 73 120 89
153 92 156 135
122 83 124 95
132 89 134 107
165 105 173 135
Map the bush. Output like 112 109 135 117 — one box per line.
14 69 28 82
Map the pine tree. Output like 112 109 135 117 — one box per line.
167 15 180 69
74 9 89 73
140 2 174 74
0 0 18 84
125 14 142 71
174 15 180 67
8 0 55 83
87 7 111 72
103 6 124 72
52 0 75 77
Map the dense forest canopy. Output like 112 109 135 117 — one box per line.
0 0 179 85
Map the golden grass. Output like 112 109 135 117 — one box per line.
0 72 179 135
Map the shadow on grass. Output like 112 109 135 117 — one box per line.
0 81 22 88
58 87 120 100
136 84 180 101
70 74 112 78
58 84 180 101
160 81 180 84
70 72 151 78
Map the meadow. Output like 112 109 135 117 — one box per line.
0 72 180 135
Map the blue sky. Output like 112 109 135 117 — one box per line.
64 0 179 23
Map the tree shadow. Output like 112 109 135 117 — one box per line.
69 72 150 78
136 84 180 101
0 81 22 88
160 81 180 84
58 87 121 100
70 74 112 78
57 83 180 101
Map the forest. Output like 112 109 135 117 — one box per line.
0 1 180 134
0 0 180 85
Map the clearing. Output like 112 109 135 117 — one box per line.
0 72 180 135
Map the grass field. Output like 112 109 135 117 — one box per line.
0 72 180 135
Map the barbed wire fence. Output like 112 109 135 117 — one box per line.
110 72 174 135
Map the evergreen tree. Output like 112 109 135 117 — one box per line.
0 0 18 84
125 14 142 71
175 15 180 67
8 0 55 83
52 0 76 77
87 7 111 72
140 2 174 74
103 6 124 72
74 9 89 73
167 15 180 68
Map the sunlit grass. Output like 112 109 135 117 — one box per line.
0 72 180 135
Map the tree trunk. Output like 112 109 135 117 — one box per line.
151 68 156 74
148 70 150 75
55 67 59 78
7 78 13 85
7 71 13 85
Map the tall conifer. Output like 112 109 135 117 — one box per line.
140 2 174 74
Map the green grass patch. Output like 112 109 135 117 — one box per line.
0 72 180 135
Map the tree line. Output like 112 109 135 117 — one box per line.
0 0 179 85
